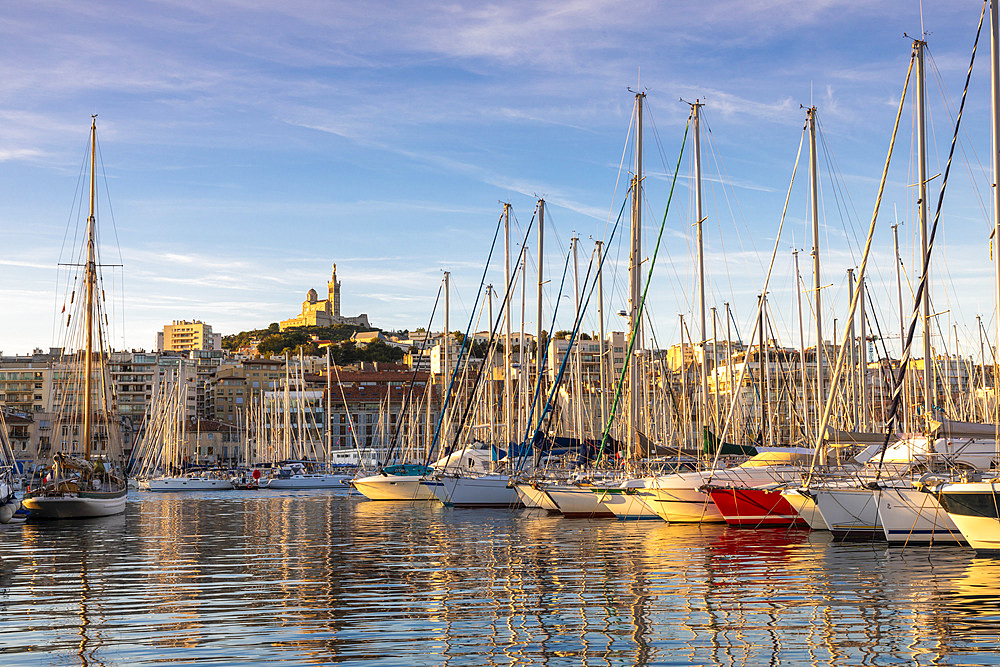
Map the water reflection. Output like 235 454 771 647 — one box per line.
2 493 1000 665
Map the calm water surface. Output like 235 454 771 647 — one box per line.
2 490 1000 666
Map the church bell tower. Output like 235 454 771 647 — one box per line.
328 263 341 317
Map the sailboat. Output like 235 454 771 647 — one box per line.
919 2 1000 551
21 117 128 519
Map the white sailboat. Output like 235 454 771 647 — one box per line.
22 117 127 519
916 2 1000 552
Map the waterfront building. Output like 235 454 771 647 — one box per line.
157 320 221 352
208 358 286 426
546 332 627 386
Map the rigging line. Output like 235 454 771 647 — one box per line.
838 7 984 482
54 136 91 348
701 109 765 307
815 115 865 265
378 278 445 468
513 235 577 470
599 98 643 323
423 211 505 466
517 196 630 469
533 206 628 464
712 122 807 460
635 152 688 319
864 282 901 405
441 209 537 460
871 8 986 481
597 117 689 461
807 56 923 488
928 46 993 231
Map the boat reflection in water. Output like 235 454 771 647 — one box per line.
3 493 1000 665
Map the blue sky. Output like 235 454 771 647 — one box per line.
0 1 995 361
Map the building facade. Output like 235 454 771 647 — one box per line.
157 320 220 352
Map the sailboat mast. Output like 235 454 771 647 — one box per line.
503 203 512 448
859 275 868 430
692 101 709 437
991 0 1000 425
915 38 934 415
535 199 545 435
629 91 644 449
572 235 584 439
487 284 496 444
326 349 332 463
519 251 527 441
848 268 858 428
83 115 97 461
596 240 607 439
443 270 450 445
807 107 824 441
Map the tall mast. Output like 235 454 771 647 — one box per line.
859 274 868 430
992 0 1000 425
915 37 934 415
847 268 858 428
807 107 824 439
572 235 584 439
443 270 450 445
629 91 645 447
758 294 766 445
83 115 97 461
519 253 527 441
536 199 545 432
503 203 512 448
596 240 607 439
725 302 734 429
487 284 496 444
692 101 709 437
327 349 332 462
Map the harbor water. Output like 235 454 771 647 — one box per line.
2 490 1000 666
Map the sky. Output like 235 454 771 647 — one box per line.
0 1 997 361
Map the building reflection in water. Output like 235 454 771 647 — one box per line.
3 493 1000 665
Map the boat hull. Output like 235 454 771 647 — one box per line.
707 487 806 528
646 483 725 523
352 474 436 501
814 487 883 541
935 482 1000 551
603 486 661 520
544 484 616 518
780 488 829 530
428 474 521 508
876 486 964 544
514 483 560 512
145 477 233 492
22 490 127 519
262 474 351 490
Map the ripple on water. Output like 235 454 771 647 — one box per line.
2 493 1000 666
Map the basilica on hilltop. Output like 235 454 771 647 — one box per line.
279 263 371 331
